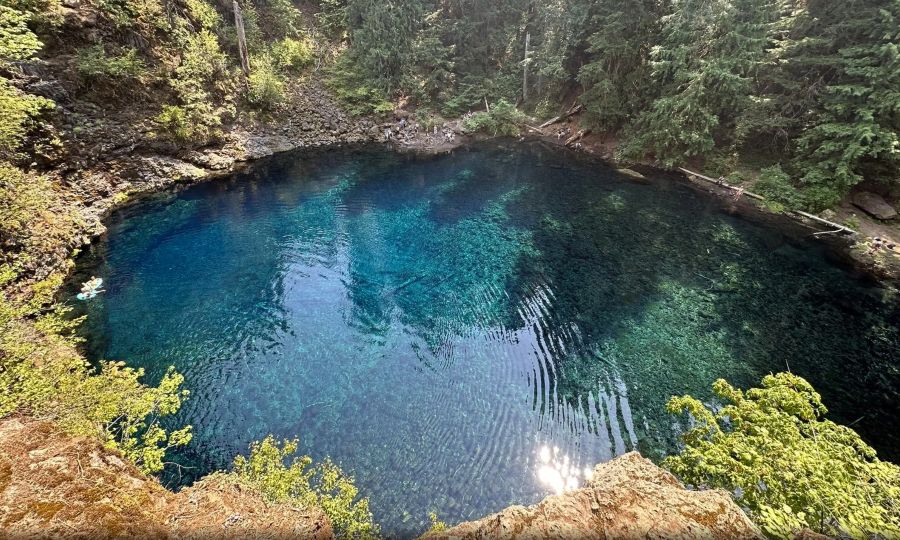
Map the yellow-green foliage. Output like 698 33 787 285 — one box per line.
158 28 235 143
0 4 42 61
95 0 165 29
461 99 525 137
665 373 900 538
271 37 314 72
0 164 79 277
184 0 221 30
246 54 285 109
76 44 145 80
427 511 447 533
233 436 380 539
0 80 53 159
0 5 54 159
0 272 192 474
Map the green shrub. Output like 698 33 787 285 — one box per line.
460 111 494 134
246 55 285 109
461 99 524 136
271 37 313 72
76 44 145 80
0 79 53 159
0 265 191 475
160 28 234 143
754 164 806 213
0 5 53 159
233 436 380 539
184 0 221 30
155 103 222 143
313 0 348 38
665 372 900 538
0 4 43 62
427 512 447 533
256 0 302 40
0 164 78 275
96 0 163 28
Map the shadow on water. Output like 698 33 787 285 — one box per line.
68 140 900 537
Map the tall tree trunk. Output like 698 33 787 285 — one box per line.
523 32 530 102
233 0 251 77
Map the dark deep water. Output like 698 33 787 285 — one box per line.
72 141 900 537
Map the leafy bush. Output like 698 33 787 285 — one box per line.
0 4 42 62
271 37 313 72
246 54 285 109
0 5 53 159
155 104 194 142
256 0 302 40
0 79 53 159
184 0 221 30
160 28 235 143
95 0 165 29
754 165 806 213
233 436 380 539
76 44 145 81
665 373 900 538
461 99 525 136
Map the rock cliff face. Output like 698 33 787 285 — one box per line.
1 419 762 540
0 417 332 539
421 452 763 540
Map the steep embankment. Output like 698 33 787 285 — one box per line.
1 415 764 539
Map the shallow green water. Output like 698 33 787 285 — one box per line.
73 141 900 537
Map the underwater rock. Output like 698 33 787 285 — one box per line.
421 452 762 540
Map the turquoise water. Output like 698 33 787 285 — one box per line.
73 142 900 537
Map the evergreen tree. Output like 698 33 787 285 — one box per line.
622 0 773 166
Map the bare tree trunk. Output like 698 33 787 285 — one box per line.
233 0 251 77
522 32 530 102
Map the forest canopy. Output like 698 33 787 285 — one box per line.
319 0 899 211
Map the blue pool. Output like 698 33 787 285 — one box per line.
72 141 900 536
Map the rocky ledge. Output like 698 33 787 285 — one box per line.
422 452 762 540
1 419 761 540
0 417 332 539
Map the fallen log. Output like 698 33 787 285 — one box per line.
793 211 858 236
539 103 583 129
678 167 765 201
678 167 857 236
564 129 590 146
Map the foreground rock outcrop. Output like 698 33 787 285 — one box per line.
0 417 332 539
2 415 764 540
422 452 763 540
